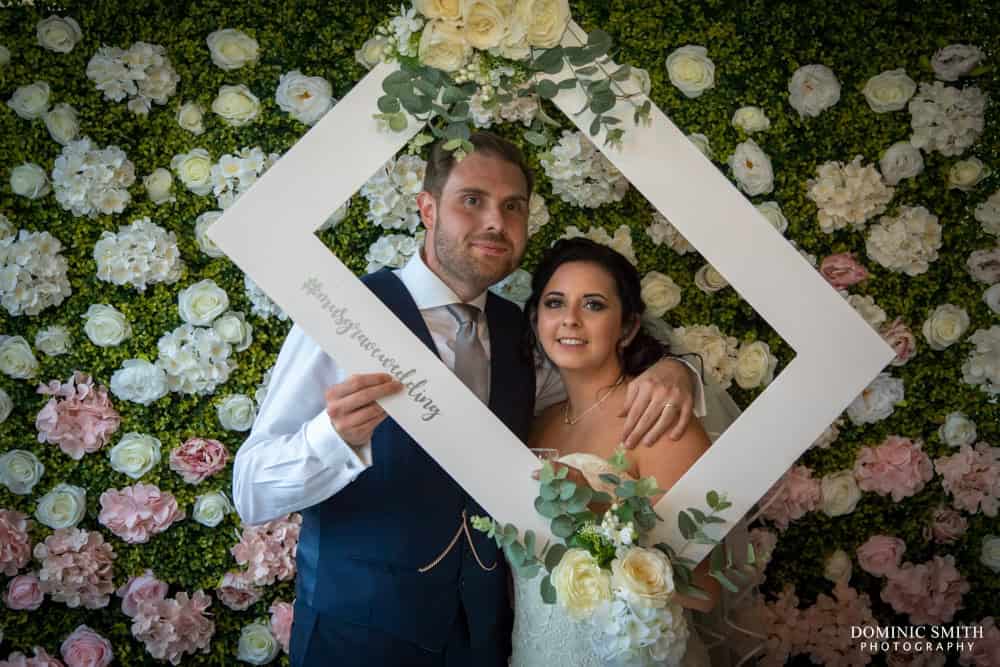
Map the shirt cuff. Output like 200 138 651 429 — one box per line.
305 410 372 469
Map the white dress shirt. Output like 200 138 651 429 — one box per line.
232 252 704 525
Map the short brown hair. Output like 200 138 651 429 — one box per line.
422 131 534 199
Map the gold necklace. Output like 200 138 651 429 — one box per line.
563 374 626 425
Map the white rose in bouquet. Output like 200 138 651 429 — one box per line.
217 394 257 432
275 70 334 125
922 304 969 350
35 325 72 356
414 0 462 20
237 622 280 665
355 36 389 69
611 547 675 609
212 84 260 126
551 548 611 620
206 28 259 70
7 81 50 120
195 211 225 257
524 0 570 48
666 45 715 98
178 279 229 326
0 449 44 495
0 335 38 378
734 340 777 389
176 101 205 135
35 483 87 529
862 69 916 112
938 412 977 448
10 163 51 199
947 158 989 191
44 103 80 144
932 44 985 81
788 64 840 117
640 272 681 317
193 491 233 528
83 303 132 347
755 201 788 234
109 433 162 480
418 19 471 72
732 106 770 133
36 16 82 53
144 168 175 204
728 139 773 195
110 358 169 406
461 0 508 50
879 141 924 186
819 470 861 517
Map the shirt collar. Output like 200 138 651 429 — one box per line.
398 250 489 312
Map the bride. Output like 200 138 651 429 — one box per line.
511 238 723 667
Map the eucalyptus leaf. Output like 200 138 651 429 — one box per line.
540 482 558 501
555 466 569 480
711 546 725 572
388 112 408 132
611 64 631 81
559 480 577 500
545 543 567 571
557 78 578 90
414 78 438 99
590 93 615 115
617 480 636 498
519 562 541 579
536 79 559 99
688 507 707 524
535 497 559 518
502 523 518 546
377 95 400 113
598 473 620 487
524 130 548 147
505 540 526 567
524 530 536 555
444 121 470 140
707 490 720 510
399 91 430 115
541 575 556 604
551 514 575 538
590 491 612 505
442 138 463 151
678 510 696 539
746 543 757 566
382 70 413 92
575 65 598 76
540 461 555 484
564 46 590 66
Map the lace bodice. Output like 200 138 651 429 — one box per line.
510 453 711 667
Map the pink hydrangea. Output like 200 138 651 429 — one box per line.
116 569 168 617
60 625 112 667
856 534 906 577
881 319 917 366
759 465 821 530
98 483 184 544
934 443 1000 517
881 555 969 624
231 513 302 586
130 590 215 665
215 571 262 611
801 581 878 666
270 600 294 653
0 509 32 576
33 528 116 609
168 437 229 484
757 585 811 666
959 616 1000 666
4 573 44 611
0 647 65 667
35 372 120 460
925 506 968 544
820 253 870 289
854 436 934 502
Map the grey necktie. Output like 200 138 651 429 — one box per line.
446 303 489 403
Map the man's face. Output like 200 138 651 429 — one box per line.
417 151 530 298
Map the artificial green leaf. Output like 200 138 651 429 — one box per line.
524 130 548 147
414 78 438 99
617 480 637 498
541 575 556 603
707 490 720 510
564 46 590 66
382 70 413 93
532 48 564 74
519 562 541 579
566 486 593 513
702 516 727 524
688 507 707 524
678 510 696 539
590 491 612 505
536 79 559 99
450 101 470 119
575 65 598 76
502 523 518 546
535 497 560 518
399 91 430 115
540 482 558 500
590 93 615 115
444 121 470 140
551 514 575 538
601 116 621 125
377 95 400 113
559 480 577 500
587 29 613 51
557 77 578 89
545 543 567 571
555 466 569 480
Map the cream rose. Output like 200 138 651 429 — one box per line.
212 311 253 351
35 483 87 529
35 325 72 356
355 36 389 69
823 549 853 583
524 0 570 48
880 140 924 186
414 0 461 20
83 304 132 347
862 69 917 113
192 491 233 528
206 28 260 70
947 158 990 192
550 548 611 620
0 449 44 495
0 335 38 378
938 411 977 448
275 70 334 126
10 163 51 199
694 264 729 293
922 304 970 350
666 45 715 98
36 16 82 53
755 201 788 234
143 168 175 204
732 105 770 133
178 279 229 325
819 470 862 517
640 271 682 317
237 622 280 665
171 148 213 196
44 103 80 145
7 81 51 119
734 340 777 389
611 547 675 609
109 433 162 480
461 0 508 50
194 210 225 258
212 84 260 126
176 101 205 135
728 139 773 195
217 393 257 432
981 536 1000 573
418 20 471 72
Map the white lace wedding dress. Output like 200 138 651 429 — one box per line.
510 452 712 667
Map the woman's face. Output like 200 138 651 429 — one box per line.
535 261 635 373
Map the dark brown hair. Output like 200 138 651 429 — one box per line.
422 131 534 199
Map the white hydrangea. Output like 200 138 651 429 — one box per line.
155 323 236 396
560 225 637 265
975 190 1000 237
728 139 774 196
879 141 924 186
962 326 1000 396
788 64 841 117
361 154 426 232
806 156 894 233
865 205 942 276
35 325 72 356
931 44 985 82
211 146 281 210
244 274 288 321
908 82 987 156
93 217 184 291
846 294 887 330
540 131 629 208
670 324 740 389
51 137 136 217
646 212 694 255
846 372 904 425
86 41 180 115
110 358 169 406
0 229 72 316
365 232 423 273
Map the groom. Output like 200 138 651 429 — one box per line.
232 132 702 666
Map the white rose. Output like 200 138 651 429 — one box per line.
524 0 570 48
880 141 924 186
178 279 229 325
640 271 681 317
110 359 169 406
694 264 728 293
687 133 713 159
43 103 79 145
36 16 82 53
550 548 611 620
217 394 257 432
108 432 162 480
823 549 853 583
83 303 132 347
788 64 840 117
623 66 651 97
932 44 985 82
0 449 44 495
275 70 334 126
0 335 38 378
922 304 970 350
0 45 10 66
192 491 233 528
862 69 916 113
195 211 225 257
212 84 260 126
728 139 773 195
938 411 977 448
947 158 989 192
734 340 777 389
846 372 904 425
461 0 508 50
418 20 471 73
171 148 214 196
611 547 675 609
981 536 1000 573
0 387 11 423
206 28 259 71
985 283 1000 315
732 106 770 133
755 201 788 234
847 294 887 330
7 81 51 119
237 622 280 665
414 0 461 20
976 191 1000 237
10 163 51 199
143 167 175 204
176 101 205 135
212 311 253 351
35 325 72 356
355 36 389 69
819 470 862 517
34 483 86 529
666 45 715 99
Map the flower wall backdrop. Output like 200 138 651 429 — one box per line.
0 0 998 664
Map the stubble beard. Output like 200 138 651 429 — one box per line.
433 216 518 293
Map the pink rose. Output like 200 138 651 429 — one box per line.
820 253 870 289
759 465 821 531
854 436 934 502
926 507 968 544
98 483 185 544
881 555 969 625
60 625 112 667
881 318 917 366
169 437 229 484
0 509 32 576
35 372 120 460
116 569 168 617
4 573 44 610
270 600 294 653
967 247 1000 285
960 616 1000 666
856 534 906 577
0 647 65 667
215 571 262 611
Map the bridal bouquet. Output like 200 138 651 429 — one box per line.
473 451 752 666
